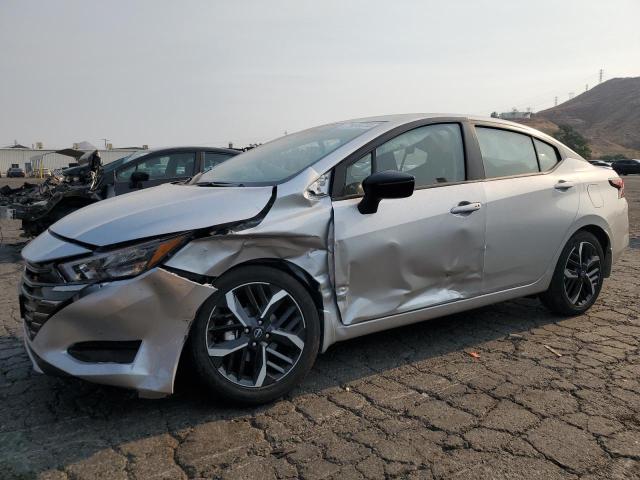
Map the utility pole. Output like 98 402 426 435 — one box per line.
599 69 604 84
554 96 558 106
100 138 110 149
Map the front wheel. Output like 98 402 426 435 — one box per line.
540 231 604 315
190 265 320 405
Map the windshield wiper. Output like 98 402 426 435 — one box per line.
196 181 245 187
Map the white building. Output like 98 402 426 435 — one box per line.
499 110 533 120
0 148 141 174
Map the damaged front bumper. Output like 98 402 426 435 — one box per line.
21 267 215 397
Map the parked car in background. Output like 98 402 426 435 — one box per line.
21 115 628 404
4 146 240 236
30 168 52 178
612 159 640 175
588 160 613 169
100 146 239 196
6 166 26 177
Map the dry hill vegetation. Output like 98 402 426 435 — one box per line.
515 77 640 159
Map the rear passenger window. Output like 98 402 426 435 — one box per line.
533 138 559 171
476 127 539 178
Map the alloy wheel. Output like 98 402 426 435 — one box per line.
563 241 601 307
205 282 306 388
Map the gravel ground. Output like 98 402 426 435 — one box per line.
0 177 638 480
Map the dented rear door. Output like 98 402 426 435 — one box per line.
332 182 486 325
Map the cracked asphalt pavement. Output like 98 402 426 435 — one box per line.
0 177 639 479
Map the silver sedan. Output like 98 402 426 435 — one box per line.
21 114 629 404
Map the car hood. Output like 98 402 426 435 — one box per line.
49 183 274 247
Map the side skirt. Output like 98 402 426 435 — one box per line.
331 279 548 344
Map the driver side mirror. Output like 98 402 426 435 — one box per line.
358 171 415 214
130 171 150 188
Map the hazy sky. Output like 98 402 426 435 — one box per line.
1 0 639 149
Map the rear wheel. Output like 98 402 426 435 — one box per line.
190 266 320 404
540 231 604 315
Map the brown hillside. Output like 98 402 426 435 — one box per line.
516 77 640 158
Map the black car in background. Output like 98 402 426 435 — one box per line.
612 159 640 175
96 146 239 196
7 146 240 236
588 160 613 169
6 166 26 177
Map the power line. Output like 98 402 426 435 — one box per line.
498 69 615 113
498 72 599 112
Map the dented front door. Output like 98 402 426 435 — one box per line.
332 183 486 325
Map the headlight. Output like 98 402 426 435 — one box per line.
58 235 187 283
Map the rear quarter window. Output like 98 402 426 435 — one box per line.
533 138 560 171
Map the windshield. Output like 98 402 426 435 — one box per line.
198 121 382 185
102 150 146 171
103 155 129 170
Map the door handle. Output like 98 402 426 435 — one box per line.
450 202 482 215
554 180 575 190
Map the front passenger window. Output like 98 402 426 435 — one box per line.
116 153 196 181
340 123 466 196
116 163 137 181
375 123 465 188
344 153 371 196
476 127 539 178
204 152 232 171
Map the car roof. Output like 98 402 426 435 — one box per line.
347 113 549 131
296 112 585 189
333 113 565 152
140 146 240 155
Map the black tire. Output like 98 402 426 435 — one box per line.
190 265 320 405
540 231 604 315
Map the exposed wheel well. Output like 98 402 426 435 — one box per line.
577 225 612 277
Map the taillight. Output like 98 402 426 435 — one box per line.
609 178 625 198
